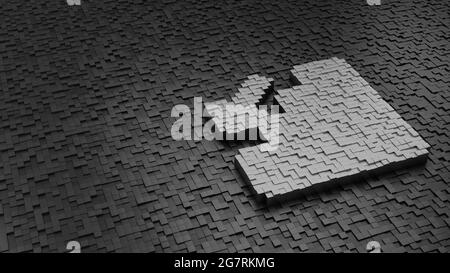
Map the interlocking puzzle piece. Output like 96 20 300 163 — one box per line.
212 57 429 200
204 75 274 140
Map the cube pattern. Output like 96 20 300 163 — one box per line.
0 0 448 253
235 58 430 199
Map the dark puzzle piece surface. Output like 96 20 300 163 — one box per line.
0 0 448 252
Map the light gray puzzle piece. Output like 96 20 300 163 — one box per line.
204 75 274 140
234 57 429 199
67 0 81 6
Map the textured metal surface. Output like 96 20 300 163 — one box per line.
0 0 448 252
